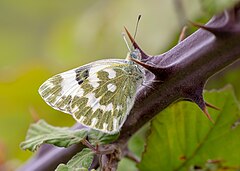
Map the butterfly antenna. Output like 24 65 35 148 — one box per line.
122 14 141 52
133 14 141 41
122 32 131 52
130 14 142 50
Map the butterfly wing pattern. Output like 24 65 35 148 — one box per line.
39 54 144 134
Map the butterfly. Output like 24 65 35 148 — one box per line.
38 48 146 134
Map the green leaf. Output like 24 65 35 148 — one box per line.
118 158 138 171
128 123 149 158
201 0 238 15
20 120 88 151
55 148 94 171
138 86 240 171
55 164 87 171
87 129 119 145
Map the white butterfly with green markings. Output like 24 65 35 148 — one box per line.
39 49 145 134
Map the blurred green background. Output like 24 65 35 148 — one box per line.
0 0 239 170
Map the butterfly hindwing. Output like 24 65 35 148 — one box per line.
71 64 141 133
39 58 144 134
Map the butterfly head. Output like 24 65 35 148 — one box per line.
125 49 145 79
130 49 142 60
126 48 142 62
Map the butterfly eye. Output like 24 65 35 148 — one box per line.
130 53 138 59
130 49 141 61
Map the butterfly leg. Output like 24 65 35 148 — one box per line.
141 82 154 90
142 79 163 89
140 60 156 66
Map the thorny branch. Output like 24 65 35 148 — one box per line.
18 4 240 171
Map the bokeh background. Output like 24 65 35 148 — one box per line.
0 0 238 170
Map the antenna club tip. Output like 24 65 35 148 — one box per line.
138 14 142 20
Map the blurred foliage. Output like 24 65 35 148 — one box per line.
56 148 94 171
201 0 239 15
0 0 240 170
138 86 240 170
118 124 149 171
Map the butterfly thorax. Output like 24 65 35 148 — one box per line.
121 63 144 82
124 49 145 81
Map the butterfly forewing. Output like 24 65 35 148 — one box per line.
39 59 144 134
39 59 124 113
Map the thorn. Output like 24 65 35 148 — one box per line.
130 57 170 80
124 26 136 45
29 106 40 123
178 26 188 43
202 106 214 123
130 57 160 74
185 89 215 123
124 26 149 60
205 102 220 111
189 20 223 36
183 98 220 111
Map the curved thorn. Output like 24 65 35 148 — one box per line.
203 106 214 123
178 26 188 43
205 102 220 111
29 106 40 123
130 58 160 74
182 98 220 111
124 26 149 60
188 20 222 36
124 26 135 45
185 89 215 123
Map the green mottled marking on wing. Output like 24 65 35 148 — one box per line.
76 69 89 82
55 95 72 112
39 60 144 134
39 67 92 114
71 63 143 133
71 96 88 118
96 70 109 81
81 80 94 96
39 75 63 104
94 68 123 103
